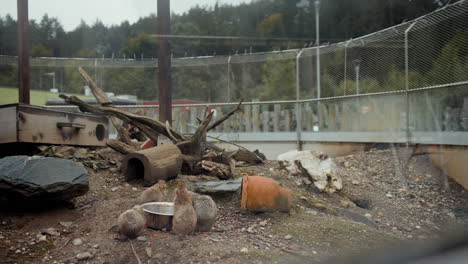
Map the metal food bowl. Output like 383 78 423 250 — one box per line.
142 202 174 216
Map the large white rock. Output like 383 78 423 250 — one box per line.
278 150 342 193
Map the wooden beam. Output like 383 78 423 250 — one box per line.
157 0 172 124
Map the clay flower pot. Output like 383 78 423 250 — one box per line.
241 175 292 212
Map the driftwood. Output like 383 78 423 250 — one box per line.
78 67 135 148
199 160 233 180
106 139 136 155
61 68 249 176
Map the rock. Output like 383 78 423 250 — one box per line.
302 178 312 185
340 199 355 208
93 244 99 249
277 150 342 193
72 238 83 246
145 247 152 258
15 249 21 254
191 178 242 193
447 212 456 219
109 167 120 173
295 180 303 186
137 236 147 242
284 235 292 240
59 221 73 228
376 212 384 217
386 193 393 198
240 247 249 253
42 228 60 236
0 156 88 201
351 180 359 185
247 227 255 234
76 252 92 260
337 208 377 227
73 152 88 160
259 220 268 227
132 187 138 191
111 187 119 192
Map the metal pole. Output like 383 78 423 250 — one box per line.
227 55 232 102
315 0 321 99
157 0 172 124
405 22 417 146
17 0 30 104
355 64 360 95
296 49 305 150
343 39 352 95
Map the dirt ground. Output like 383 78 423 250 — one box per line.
1 146 467 264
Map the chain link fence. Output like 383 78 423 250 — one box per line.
1 0 468 142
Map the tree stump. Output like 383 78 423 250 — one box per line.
122 144 182 186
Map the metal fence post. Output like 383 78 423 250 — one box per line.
227 55 232 102
296 49 305 150
405 22 417 146
343 39 352 96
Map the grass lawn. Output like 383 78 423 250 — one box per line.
0 87 93 106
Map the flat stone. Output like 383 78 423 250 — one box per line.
0 156 88 201
259 220 268 227
72 238 83 246
76 252 92 260
191 178 242 193
137 236 147 242
42 228 60 236
59 221 73 228
109 167 120 173
240 247 249 253
284 235 292 240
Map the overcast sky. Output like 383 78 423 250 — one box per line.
0 0 249 31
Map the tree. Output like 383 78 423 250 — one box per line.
31 44 53 57
120 32 157 59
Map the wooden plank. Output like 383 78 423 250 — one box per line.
0 105 18 144
244 105 252 132
273 104 280 132
252 104 260 132
284 109 291 132
17 105 108 146
262 110 269 132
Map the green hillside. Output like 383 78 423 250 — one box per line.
0 87 93 106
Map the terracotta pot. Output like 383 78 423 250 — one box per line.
140 139 155 150
241 175 292 212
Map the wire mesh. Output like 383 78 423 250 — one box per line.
408 0 468 89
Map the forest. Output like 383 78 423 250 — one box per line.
0 0 465 102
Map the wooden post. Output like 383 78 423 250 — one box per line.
157 0 172 124
244 105 252 132
17 0 30 104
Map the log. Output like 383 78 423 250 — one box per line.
106 139 135 155
122 144 183 186
232 149 264 164
199 160 233 180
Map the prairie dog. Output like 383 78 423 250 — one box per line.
188 191 217 232
138 180 167 204
118 206 146 239
172 183 197 235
